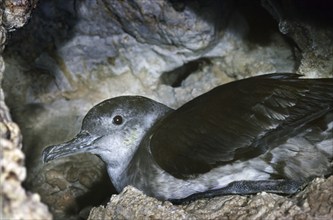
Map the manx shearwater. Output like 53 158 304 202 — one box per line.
43 73 333 202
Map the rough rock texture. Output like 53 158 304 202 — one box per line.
27 154 114 220
89 177 333 220
0 1 52 219
1 0 333 219
1 0 37 31
262 0 333 77
0 103 51 220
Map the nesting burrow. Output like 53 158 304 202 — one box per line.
1 0 332 219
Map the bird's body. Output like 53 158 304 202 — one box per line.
43 73 333 201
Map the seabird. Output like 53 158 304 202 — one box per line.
43 73 333 202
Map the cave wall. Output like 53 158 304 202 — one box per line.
0 1 52 219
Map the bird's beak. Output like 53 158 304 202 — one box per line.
42 131 97 163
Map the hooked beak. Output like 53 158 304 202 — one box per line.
42 131 98 163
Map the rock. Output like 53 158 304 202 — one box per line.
88 177 333 220
89 187 193 220
262 0 333 77
27 154 114 220
104 0 229 50
0 1 52 219
0 53 52 220
1 0 38 31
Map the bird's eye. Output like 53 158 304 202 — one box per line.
112 115 123 125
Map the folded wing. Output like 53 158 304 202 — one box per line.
150 74 333 179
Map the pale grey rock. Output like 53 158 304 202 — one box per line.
4 0 295 94
1 0 38 31
104 0 228 50
88 177 333 220
0 119 51 220
0 112 51 220
1 2 51 218
88 186 194 220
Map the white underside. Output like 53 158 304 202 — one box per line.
150 158 270 200
146 136 332 200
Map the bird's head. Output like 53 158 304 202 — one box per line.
42 96 172 166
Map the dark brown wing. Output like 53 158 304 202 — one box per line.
150 73 333 179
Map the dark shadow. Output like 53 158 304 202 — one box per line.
295 0 333 25
263 0 333 26
167 0 281 46
66 166 115 219
160 58 211 87
5 0 79 63
235 0 280 46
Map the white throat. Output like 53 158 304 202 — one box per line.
102 124 149 192
98 108 171 192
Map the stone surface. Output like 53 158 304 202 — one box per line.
1 0 332 219
27 154 114 220
89 187 193 220
262 0 333 77
0 115 51 220
1 0 38 31
0 1 51 219
89 177 333 220
0 1 51 218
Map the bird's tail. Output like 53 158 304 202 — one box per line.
267 111 333 181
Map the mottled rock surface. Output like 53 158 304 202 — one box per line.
262 0 333 77
0 1 51 219
0 103 51 220
89 177 333 220
1 0 37 31
27 154 114 220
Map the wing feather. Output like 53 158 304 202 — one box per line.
150 74 333 178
